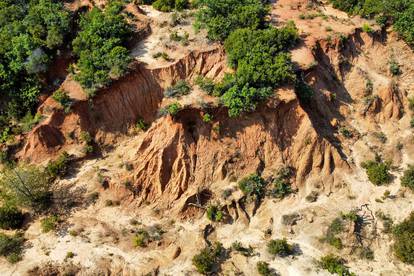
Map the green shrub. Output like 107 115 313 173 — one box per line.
393 212 414 264
267 238 294 257
408 96 414 111
52 90 72 113
72 1 132 95
202 113 213 123
164 80 191 98
362 23 373 33
192 242 224 275
271 167 293 199
401 165 414 191
41 215 60 233
133 229 150 247
195 75 215 95
19 112 43 133
257 261 275 276
231 241 254 257
206 205 223 222
195 0 269 41
0 205 24 229
153 0 189 12
325 217 344 249
238 174 267 198
389 59 401 76
361 159 391 186
0 232 25 263
0 165 54 212
160 102 182 116
46 152 70 179
318 254 355 276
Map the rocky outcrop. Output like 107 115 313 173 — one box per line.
123 90 348 211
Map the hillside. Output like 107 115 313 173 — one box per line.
0 0 414 275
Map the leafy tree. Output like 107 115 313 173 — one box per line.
206 205 223 222
0 0 70 120
0 165 54 212
195 0 269 41
72 1 132 95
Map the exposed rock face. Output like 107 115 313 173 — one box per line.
125 90 348 211
18 47 226 163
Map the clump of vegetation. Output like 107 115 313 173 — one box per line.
393 212 414 264
192 242 224 275
389 59 401 76
45 152 70 179
133 229 150 247
318 254 355 276
0 232 25 263
135 118 149 131
72 1 132 95
152 51 171 61
271 167 293 199
257 261 276 276
0 204 24 230
195 75 215 95
0 0 70 122
329 0 414 46
52 90 72 113
362 23 373 33
40 215 60 233
195 0 270 41
0 165 54 212
169 30 189 45
206 205 223 222
65 251 75 260
305 191 319 203
80 131 94 154
152 0 189 12
238 174 267 199
401 165 414 191
164 80 191 98
361 158 391 186
325 217 344 249
202 113 213 123
267 238 294 257
159 102 182 116
231 241 254 257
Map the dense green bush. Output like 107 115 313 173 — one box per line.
195 0 269 41
401 165 414 191
52 90 72 113
361 159 391 186
45 152 70 179
238 173 267 198
0 205 24 229
0 232 25 263
271 167 293 199
159 102 182 116
0 165 54 212
72 1 132 95
218 23 299 117
257 261 275 276
206 205 223 222
329 0 414 46
192 242 224 274
393 212 414 264
267 238 294 257
164 80 191 97
40 215 60 233
318 254 355 276
152 0 189 12
0 0 70 121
